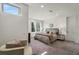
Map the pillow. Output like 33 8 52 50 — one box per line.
46 31 49 34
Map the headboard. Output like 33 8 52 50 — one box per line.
45 28 59 34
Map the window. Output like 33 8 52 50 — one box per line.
31 22 35 32
31 20 43 32
36 22 40 32
2 4 20 15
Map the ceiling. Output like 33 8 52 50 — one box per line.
28 3 79 20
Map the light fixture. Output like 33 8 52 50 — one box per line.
41 5 44 8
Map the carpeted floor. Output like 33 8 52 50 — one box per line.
29 39 79 55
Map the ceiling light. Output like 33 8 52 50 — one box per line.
41 5 44 8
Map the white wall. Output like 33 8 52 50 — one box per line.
66 14 79 43
0 3 28 46
44 16 66 35
76 15 79 43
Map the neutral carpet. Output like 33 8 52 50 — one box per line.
29 39 79 55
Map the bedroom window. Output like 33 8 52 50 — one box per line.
31 20 43 32
31 22 35 32
2 4 21 15
36 22 40 32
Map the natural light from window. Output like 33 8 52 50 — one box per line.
3 4 20 15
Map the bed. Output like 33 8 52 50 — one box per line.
34 32 58 44
34 28 65 44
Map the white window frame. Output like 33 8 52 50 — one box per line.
2 3 21 16
31 19 44 32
